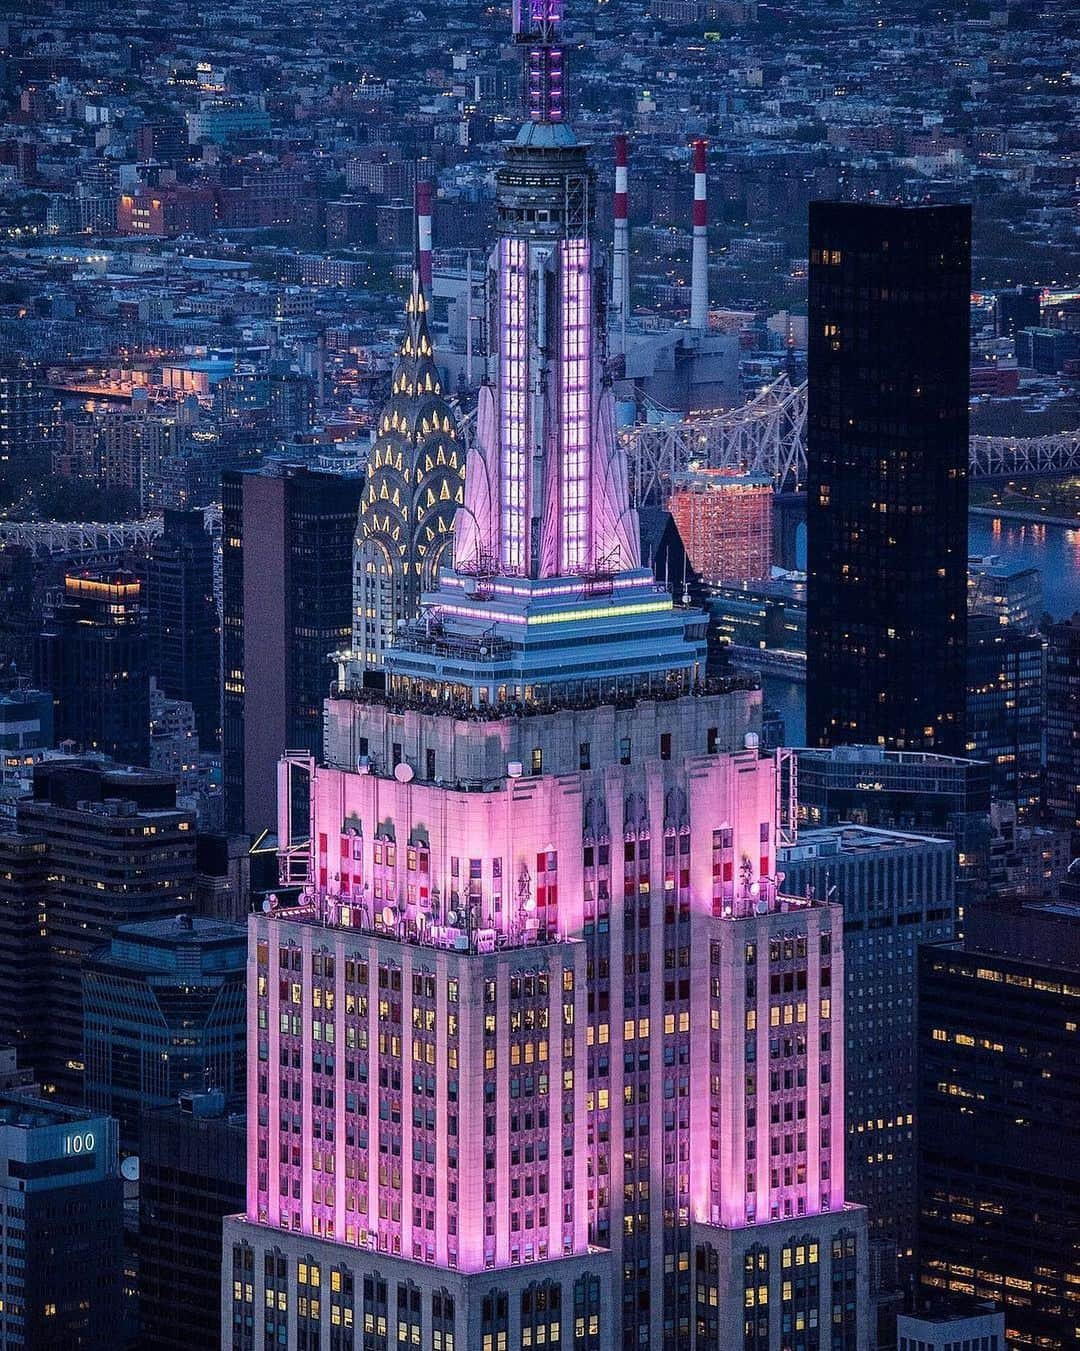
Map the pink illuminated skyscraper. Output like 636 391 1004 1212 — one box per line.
221 4 868 1347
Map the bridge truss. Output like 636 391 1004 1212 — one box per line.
621 376 1080 506
623 375 807 505
0 505 221 559
969 428 1080 479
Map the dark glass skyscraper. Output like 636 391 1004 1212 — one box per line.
1045 612 1080 846
38 569 150 766
806 202 970 756
917 894 1080 1351
146 509 221 750
221 464 363 836
965 614 1043 823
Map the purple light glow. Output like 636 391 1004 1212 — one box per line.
560 239 590 573
499 237 527 574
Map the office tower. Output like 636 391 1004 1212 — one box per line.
0 359 60 487
995 284 1040 339
1044 613 1080 844
965 615 1043 823
0 1094 122 1349
967 555 1041 633
795 745 990 921
988 800 1070 900
346 266 462 685
897 1304 1005 1351
83 914 246 1149
668 469 773 587
779 825 956 1347
222 464 364 836
226 9 869 1347
13 758 196 1101
194 831 278 925
0 832 48 1070
38 568 151 766
0 687 53 751
140 1090 245 1351
146 509 221 749
806 202 970 756
917 895 1080 1351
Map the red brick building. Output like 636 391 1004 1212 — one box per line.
117 185 215 237
669 469 773 586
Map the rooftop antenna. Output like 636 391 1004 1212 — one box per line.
517 0 565 125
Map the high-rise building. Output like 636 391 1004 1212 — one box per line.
995 284 1040 339
140 1090 246 1351
0 687 53 752
146 509 221 750
965 614 1043 823
806 202 970 756
0 832 48 1070
224 10 869 1348
988 800 1070 900
779 825 956 1347
897 1304 1005 1351
917 894 1080 1351
345 267 463 685
222 464 364 836
38 569 151 766
83 914 246 1149
668 469 773 587
1044 612 1080 844
795 746 990 921
967 555 1041 634
12 758 196 1101
0 359 60 487
0 1094 122 1349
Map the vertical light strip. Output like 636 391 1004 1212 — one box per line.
560 238 591 573
500 236 528 574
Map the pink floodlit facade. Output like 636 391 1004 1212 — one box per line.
230 735 867 1348
223 0 868 1343
247 745 783 1251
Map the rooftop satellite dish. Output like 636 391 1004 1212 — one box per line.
261 893 278 914
394 761 414 783
381 905 396 928
120 1155 140 1182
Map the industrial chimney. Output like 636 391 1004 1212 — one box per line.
416 179 433 297
689 138 709 331
612 132 629 351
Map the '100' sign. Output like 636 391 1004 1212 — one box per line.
63 1131 95 1156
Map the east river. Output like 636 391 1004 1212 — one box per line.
763 515 1080 747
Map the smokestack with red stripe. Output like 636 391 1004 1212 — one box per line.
612 132 630 350
416 179 433 298
689 138 709 331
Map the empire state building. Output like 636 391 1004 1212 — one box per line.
222 4 869 1348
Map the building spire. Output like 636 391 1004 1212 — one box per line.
516 0 566 125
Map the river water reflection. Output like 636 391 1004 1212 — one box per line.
763 516 1080 747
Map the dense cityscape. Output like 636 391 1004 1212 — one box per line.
0 0 1076 1348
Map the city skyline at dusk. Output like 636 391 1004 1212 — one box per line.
0 0 1075 1348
